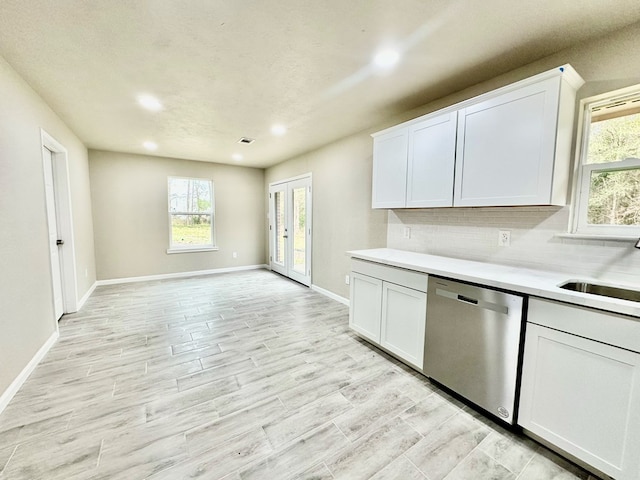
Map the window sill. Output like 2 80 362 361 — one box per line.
166 246 219 254
555 233 638 242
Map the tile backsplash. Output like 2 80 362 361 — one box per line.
387 207 640 287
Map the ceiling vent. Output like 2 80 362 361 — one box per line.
237 137 255 144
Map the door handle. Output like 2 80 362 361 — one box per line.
283 235 289 238
56 239 64 246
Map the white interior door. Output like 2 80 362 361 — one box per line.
269 175 312 286
43 147 64 320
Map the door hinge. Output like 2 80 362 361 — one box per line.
270 256 272 261
269 193 272 199
269 225 272 231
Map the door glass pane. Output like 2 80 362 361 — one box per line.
274 191 285 264
587 168 640 225
292 187 306 274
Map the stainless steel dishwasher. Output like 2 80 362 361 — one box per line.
424 276 525 424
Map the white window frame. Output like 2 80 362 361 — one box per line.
167 176 217 254
570 85 640 238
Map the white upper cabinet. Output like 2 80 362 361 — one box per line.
371 65 584 209
371 127 409 208
372 111 457 209
407 111 457 208
455 75 569 206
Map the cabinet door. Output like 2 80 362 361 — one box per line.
406 111 457 207
519 323 640 480
349 272 383 343
454 76 561 206
380 282 427 369
372 127 409 209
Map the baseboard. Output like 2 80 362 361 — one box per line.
0 330 59 415
96 264 269 286
76 281 97 311
311 284 350 306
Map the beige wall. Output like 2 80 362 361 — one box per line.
266 21 640 298
90 150 265 280
265 134 387 298
0 55 96 397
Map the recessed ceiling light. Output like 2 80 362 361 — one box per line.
232 153 243 161
271 124 287 136
137 94 163 111
373 48 400 69
143 141 158 151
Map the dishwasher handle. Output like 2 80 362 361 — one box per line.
457 294 478 305
435 288 509 315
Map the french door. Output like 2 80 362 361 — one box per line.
269 174 312 286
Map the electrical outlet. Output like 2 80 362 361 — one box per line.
403 226 411 239
345 274 350 285
498 230 511 247
232 252 238 258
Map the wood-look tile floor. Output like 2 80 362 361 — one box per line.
0 270 600 480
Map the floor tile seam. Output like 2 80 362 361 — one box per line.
403 453 432 480
477 434 540 477
175 358 254 388
182 394 280 442
403 412 469 457
395 407 427 440
0 445 18 477
95 439 105 468
335 367 394 399
144 394 217 425
324 417 420 479
321 461 337 479
400 397 460 436
63 409 77 431
219 430 289 479
249 422 337 480
406 387 438 407
333 395 419 444
452 409 495 434
439 443 487 480
278 380 352 411
513 451 537 480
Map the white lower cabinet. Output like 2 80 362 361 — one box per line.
380 282 427 368
349 259 428 369
349 272 383 343
519 299 640 480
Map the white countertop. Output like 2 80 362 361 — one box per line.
348 248 640 319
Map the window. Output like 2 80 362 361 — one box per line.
573 86 640 236
167 177 216 252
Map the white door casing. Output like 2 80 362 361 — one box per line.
41 129 79 322
43 147 64 320
268 174 312 286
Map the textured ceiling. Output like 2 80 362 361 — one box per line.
2 1 640 168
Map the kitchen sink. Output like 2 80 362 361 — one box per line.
559 281 640 303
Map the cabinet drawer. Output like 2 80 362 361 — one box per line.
528 297 640 353
351 259 428 292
